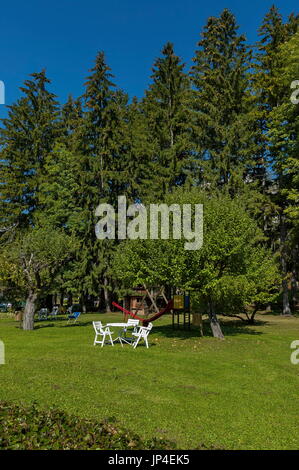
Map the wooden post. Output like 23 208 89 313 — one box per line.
143 284 159 313
160 287 169 304
193 312 203 336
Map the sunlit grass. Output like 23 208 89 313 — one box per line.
0 313 299 449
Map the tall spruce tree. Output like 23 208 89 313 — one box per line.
254 6 299 314
61 95 83 145
252 6 298 186
119 97 154 202
0 71 60 234
267 30 299 312
73 52 128 310
142 42 193 199
191 9 255 192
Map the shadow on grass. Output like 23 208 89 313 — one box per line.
219 318 267 336
34 315 68 322
33 315 94 328
32 318 93 329
259 310 299 318
62 321 92 328
32 315 267 338
33 323 55 330
152 318 265 340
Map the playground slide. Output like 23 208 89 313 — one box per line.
112 299 173 326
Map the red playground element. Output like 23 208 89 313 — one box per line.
112 299 174 326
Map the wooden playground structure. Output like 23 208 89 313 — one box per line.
123 285 169 317
113 285 203 335
172 292 191 330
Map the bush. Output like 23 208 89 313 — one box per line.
0 401 175 450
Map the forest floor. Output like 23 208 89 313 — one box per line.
0 312 299 449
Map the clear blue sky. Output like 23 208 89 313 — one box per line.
0 0 298 119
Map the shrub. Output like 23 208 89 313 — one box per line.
0 401 175 450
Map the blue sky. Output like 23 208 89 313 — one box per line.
0 0 298 119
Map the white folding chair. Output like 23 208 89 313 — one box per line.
127 319 140 331
50 306 59 316
120 318 139 344
131 323 153 349
93 321 114 347
119 319 140 346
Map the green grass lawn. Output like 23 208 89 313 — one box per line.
0 312 299 449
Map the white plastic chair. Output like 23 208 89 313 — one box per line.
131 323 153 349
50 306 59 316
127 319 140 330
93 321 114 347
119 319 140 345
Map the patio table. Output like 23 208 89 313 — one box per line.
106 322 134 344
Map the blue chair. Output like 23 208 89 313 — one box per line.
67 310 81 323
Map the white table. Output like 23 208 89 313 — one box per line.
106 322 134 345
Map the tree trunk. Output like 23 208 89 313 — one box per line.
248 307 258 325
103 277 111 313
208 300 224 339
280 215 292 315
60 290 64 307
23 290 38 330
81 292 87 313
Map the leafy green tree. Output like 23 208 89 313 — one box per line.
1 228 74 330
208 245 280 324
113 190 279 337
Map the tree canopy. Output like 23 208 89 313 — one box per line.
0 6 298 331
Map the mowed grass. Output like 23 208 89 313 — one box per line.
0 312 299 449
